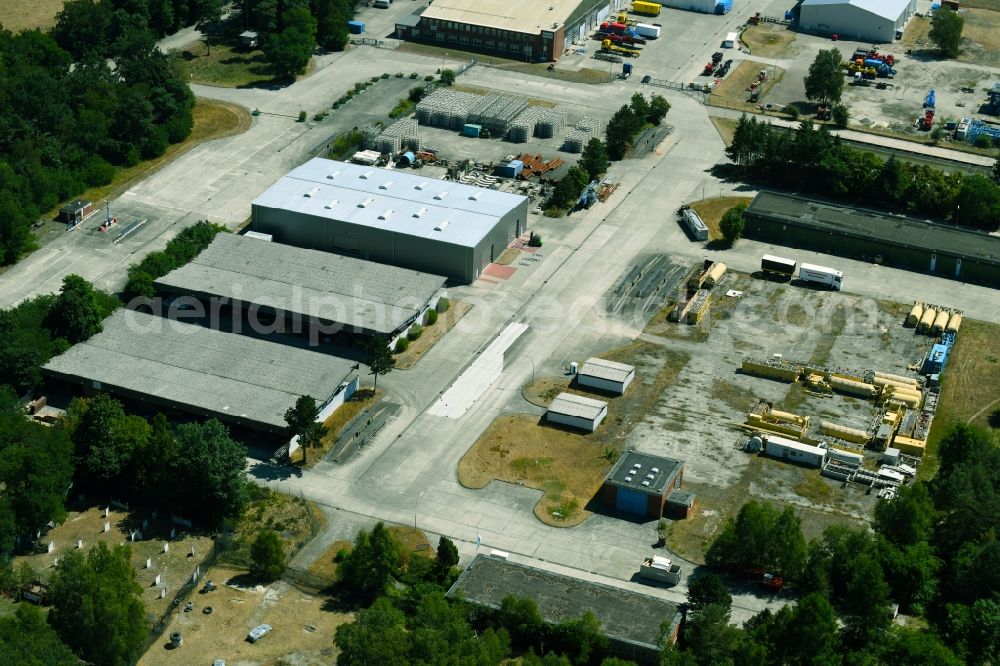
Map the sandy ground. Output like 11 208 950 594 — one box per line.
139 566 351 666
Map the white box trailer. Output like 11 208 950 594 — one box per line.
635 23 661 38
640 555 682 584
799 263 843 290
722 31 737 47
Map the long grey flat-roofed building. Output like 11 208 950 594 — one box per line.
42 310 356 434
154 233 446 341
546 392 608 431
744 192 1000 286
250 158 529 283
448 555 681 664
798 0 915 43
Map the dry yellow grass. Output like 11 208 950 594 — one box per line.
711 116 740 146
924 318 1000 478
741 24 797 58
690 196 754 241
706 60 784 112
961 8 1000 51
395 300 472 369
306 540 352 583
900 15 932 48
0 0 64 31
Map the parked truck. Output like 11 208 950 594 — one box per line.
632 1 661 16
640 555 682 585
798 263 843 290
761 254 797 278
634 23 661 39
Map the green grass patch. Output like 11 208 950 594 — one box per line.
174 41 274 88
389 99 415 119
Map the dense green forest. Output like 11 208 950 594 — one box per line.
0 2 195 264
726 114 1000 231
688 423 1000 665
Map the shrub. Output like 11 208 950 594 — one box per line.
249 529 285 583
424 75 434 81
371 76 381 82
334 547 350 562
425 308 438 326
974 134 992 149
313 112 327 121
393 72 403 78
436 297 451 313
786 105 800 120
439 69 456 86
395 337 409 353
408 86 426 103
354 82 366 91
297 110 307 122
410 72 419 79
720 203 747 245
832 104 849 128
407 324 423 341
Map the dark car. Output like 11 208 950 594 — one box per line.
641 74 652 83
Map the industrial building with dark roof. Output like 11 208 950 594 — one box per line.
602 452 686 519
250 158 528 284
448 555 681 664
395 0 615 63
42 310 357 434
744 192 1000 286
154 233 446 341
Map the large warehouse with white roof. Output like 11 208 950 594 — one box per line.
42 310 357 434
250 158 529 284
797 0 916 43
154 233 446 343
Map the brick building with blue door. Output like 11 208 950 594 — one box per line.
601 452 688 519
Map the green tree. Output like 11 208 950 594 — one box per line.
285 394 322 462
0 604 78 665
832 104 849 128
45 274 108 344
875 482 935 546
886 627 963 666
680 603 746 665
498 595 546 652
440 68 456 85
47 543 147 666
549 165 591 210
436 534 459 572
605 104 636 160
687 573 732 614
930 8 964 58
992 151 1000 183
169 420 248 524
335 597 410 664
409 85 427 103
551 611 609 665
337 522 403 601
365 335 396 391
66 394 149 488
250 529 286 582
719 204 746 246
580 138 610 181
706 500 805 579
804 48 844 105
265 7 317 78
629 92 651 124
312 0 350 51
649 94 670 125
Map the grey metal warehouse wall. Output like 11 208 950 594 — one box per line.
251 201 527 283
743 205 1000 287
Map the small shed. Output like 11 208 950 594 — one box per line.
59 199 93 227
763 435 827 468
348 19 366 34
239 31 259 49
499 159 523 178
666 490 696 519
546 392 607 432
577 357 635 395
601 451 684 518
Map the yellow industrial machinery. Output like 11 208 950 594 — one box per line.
747 401 810 439
820 421 870 445
905 302 924 327
931 309 950 335
829 375 878 398
946 311 962 333
917 307 937 333
741 357 802 382
703 262 727 289
601 39 640 57
873 371 919 387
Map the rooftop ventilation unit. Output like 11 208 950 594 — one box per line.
324 199 339 209
642 480 651 487
415 181 428 190
360 170 374 179
379 181 393 190
325 171 341 179
358 197 374 208
433 220 449 232
468 192 481 201
433 191 448 200
624 476 633 483
646 473 655 480
651 467 660 473
632 463 642 469
413 207 428 218
378 209 394 220
304 187 320 198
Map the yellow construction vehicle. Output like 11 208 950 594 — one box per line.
601 39 640 57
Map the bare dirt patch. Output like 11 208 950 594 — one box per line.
0 0 64 31
741 24 798 59
900 15 933 48
707 61 784 112
496 248 521 265
395 300 472 369
710 116 739 146
690 196 754 241
138 565 351 666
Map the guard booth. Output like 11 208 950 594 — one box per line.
59 199 93 230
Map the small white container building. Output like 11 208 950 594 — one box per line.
763 435 827 468
577 357 636 395
723 31 738 48
547 393 608 432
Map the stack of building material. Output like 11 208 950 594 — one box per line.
362 122 385 149
562 115 607 153
415 89 481 129
372 118 420 153
534 108 568 138
466 93 530 135
508 107 544 143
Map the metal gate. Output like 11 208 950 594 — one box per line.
616 487 647 515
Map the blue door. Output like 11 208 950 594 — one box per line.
616 487 647 515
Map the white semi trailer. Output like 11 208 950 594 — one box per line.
639 555 682 584
799 263 843 290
